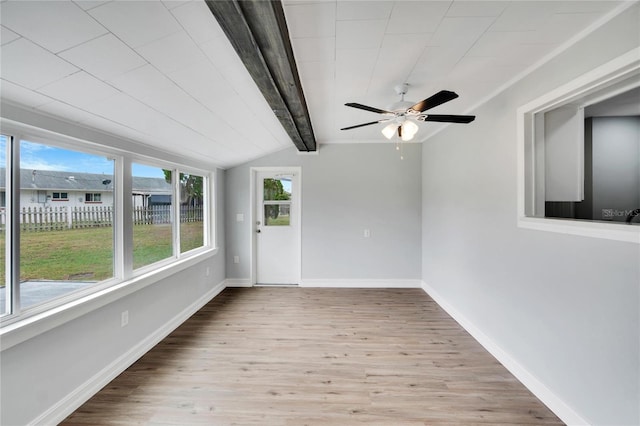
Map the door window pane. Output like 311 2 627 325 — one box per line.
263 177 291 201
263 177 291 226
264 204 290 226
132 164 173 269
19 140 114 309
179 173 204 253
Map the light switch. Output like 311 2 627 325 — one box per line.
236 213 244 222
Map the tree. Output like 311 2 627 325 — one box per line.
163 170 203 206
263 178 290 201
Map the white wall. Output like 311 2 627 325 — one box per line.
421 5 640 425
225 143 422 284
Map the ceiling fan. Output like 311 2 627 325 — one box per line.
340 84 475 141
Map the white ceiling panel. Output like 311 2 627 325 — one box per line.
490 2 557 32
532 12 602 44
428 17 496 50
291 37 335 62
1 38 79 89
166 59 235 107
59 34 147 81
37 71 121 110
337 1 394 21
284 2 336 38
336 48 378 81
77 113 148 144
108 65 174 102
34 100 95 124
336 19 387 50
386 1 451 34
466 31 542 58
162 0 190 10
72 1 110 11
446 1 508 17
170 1 225 45
200 36 247 75
136 31 208 74
0 1 107 53
0 80 53 108
298 60 335 82
86 92 176 135
1 25 19 45
88 1 182 49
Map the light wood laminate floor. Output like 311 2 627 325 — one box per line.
62 288 563 425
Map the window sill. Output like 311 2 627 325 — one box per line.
0 247 219 352
518 216 640 244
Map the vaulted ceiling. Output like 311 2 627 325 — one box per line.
0 1 630 168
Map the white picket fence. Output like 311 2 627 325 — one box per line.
0 205 203 232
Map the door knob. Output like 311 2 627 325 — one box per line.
256 229 261 233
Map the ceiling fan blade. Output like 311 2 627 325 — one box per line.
345 102 394 115
420 114 476 123
340 120 384 130
408 90 459 113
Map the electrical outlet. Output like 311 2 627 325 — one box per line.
121 310 129 327
233 256 240 264
364 229 371 238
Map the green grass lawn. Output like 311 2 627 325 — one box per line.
266 214 290 226
0 222 204 286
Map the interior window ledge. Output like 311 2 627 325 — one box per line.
518 216 640 244
0 247 219 352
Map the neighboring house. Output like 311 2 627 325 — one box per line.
0 168 171 210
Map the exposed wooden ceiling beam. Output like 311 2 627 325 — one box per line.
205 0 317 152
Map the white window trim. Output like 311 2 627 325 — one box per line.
516 47 640 244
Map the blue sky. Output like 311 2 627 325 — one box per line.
0 137 165 178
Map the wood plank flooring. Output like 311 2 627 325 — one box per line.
61 288 563 425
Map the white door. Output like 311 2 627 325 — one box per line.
255 170 300 285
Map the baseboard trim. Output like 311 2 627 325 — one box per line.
224 278 252 287
32 281 227 426
301 279 422 288
421 281 590 426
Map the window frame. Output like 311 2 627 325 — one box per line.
0 120 217 332
517 48 640 244
52 192 68 201
84 192 102 203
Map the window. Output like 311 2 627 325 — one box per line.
85 193 101 203
0 126 213 326
19 140 115 310
179 172 205 253
263 177 291 226
52 192 68 200
517 49 640 243
132 163 174 270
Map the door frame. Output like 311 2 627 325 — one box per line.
250 166 302 285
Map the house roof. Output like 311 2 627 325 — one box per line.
0 168 171 193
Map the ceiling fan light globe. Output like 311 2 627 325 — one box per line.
401 120 419 140
382 123 397 139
